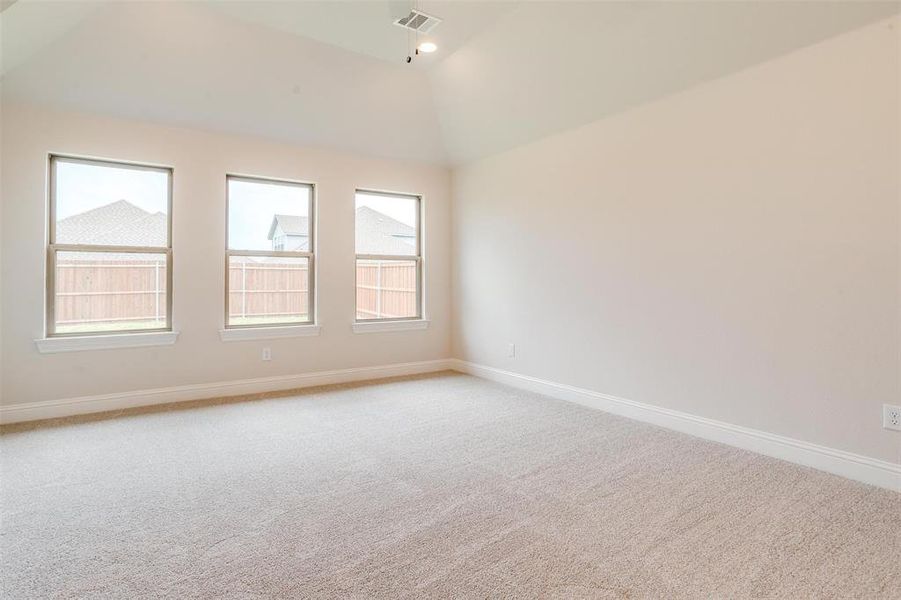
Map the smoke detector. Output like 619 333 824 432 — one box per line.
393 9 442 34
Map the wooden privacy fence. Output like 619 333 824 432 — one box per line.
55 259 416 326
228 259 309 321
55 259 167 326
355 260 418 319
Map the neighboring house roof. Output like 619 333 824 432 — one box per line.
57 201 416 259
57 199 167 247
354 206 416 255
268 214 309 239
265 208 415 255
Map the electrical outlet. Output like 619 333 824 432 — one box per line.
262 347 272 362
507 343 515 359
884 404 901 431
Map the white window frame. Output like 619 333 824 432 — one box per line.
46 155 173 338
225 174 316 330
354 189 423 323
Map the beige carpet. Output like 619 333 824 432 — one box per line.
1 372 899 598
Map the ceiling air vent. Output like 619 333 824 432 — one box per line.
393 9 442 34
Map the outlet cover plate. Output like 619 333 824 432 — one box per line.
883 404 901 431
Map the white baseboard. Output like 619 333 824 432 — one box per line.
5 357 897 492
450 359 901 493
0 359 455 425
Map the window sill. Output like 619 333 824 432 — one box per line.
35 331 179 354
219 324 320 342
352 319 430 334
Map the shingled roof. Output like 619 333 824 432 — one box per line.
268 214 309 239
266 207 415 255
57 199 167 247
59 200 415 258
354 206 416 255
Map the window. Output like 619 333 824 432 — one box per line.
226 175 314 328
47 156 172 337
355 190 421 321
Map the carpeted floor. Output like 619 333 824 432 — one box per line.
1 371 899 598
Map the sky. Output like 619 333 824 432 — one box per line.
355 192 417 228
228 178 310 250
55 159 168 220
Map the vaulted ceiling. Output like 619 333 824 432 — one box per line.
2 1 898 166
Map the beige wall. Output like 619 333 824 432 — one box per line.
1 104 451 405
1 17 898 466
452 17 900 463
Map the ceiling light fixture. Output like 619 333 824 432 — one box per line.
399 3 442 64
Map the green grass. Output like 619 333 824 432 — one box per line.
228 315 310 327
56 315 311 334
55 320 166 334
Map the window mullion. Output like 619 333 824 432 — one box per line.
51 243 170 255
356 253 420 262
227 249 311 259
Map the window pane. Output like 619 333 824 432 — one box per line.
228 256 310 326
54 250 167 334
228 178 311 251
54 159 169 247
355 192 418 256
356 259 418 320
